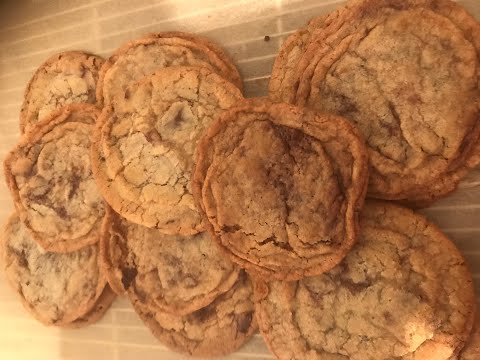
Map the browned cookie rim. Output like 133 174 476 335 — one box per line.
293 0 480 202
65 285 116 329
19 51 104 134
129 271 257 357
99 206 240 316
91 66 243 234
96 32 242 106
4 103 103 253
254 201 476 360
192 98 369 280
2 212 108 327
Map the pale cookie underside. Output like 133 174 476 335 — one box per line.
92 66 242 235
255 201 476 360
20 51 104 134
294 0 480 202
193 99 368 280
3 213 107 326
130 271 257 357
100 207 239 316
4 104 105 252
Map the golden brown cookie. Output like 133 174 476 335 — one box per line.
91 66 243 234
130 271 257 357
4 104 104 252
255 201 476 360
96 32 242 106
20 51 104 134
192 98 369 280
279 0 480 204
2 212 110 327
100 206 239 316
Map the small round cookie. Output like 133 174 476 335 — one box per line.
290 0 480 203
131 271 257 357
455 314 480 360
100 207 239 316
192 98 368 280
91 66 243 234
4 104 105 252
97 32 242 106
255 201 476 360
20 51 104 134
3 212 108 327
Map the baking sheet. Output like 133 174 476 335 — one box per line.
0 0 479 359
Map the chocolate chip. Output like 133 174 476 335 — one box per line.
55 206 68 220
192 306 215 322
145 130 161 144
383 311 395 325
221 224 241 233
121 267 138 290
264 35 270 42
68 174 81 199
237 311 253 333
340 278 371 295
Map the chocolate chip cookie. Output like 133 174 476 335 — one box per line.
279 0 480 204
4 104 105 252
100 206 239 315
3 212 110 327
255 201 476 360
192 98 369 280
91 66 243 234
97 32 242 106
20 51 104 134
131 271 257 357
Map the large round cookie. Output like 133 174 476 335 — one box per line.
97 32 242 106
287 0 480 203
192 98 369 280
131 271 257 357
20 51 104 134
4 104 105 252
255 201 476 360
2 212 110 327
91 66 243 234
100 207 239 315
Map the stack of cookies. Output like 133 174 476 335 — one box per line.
1 0 479 359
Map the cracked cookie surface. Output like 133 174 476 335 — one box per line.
4 104 105 252
91 66 243 234
2 212 107 326
192 99 368 280
131 271 257 357
100 207 239 315
20 51 104 134
286 0 480 203
97 32 242 106
255 201 476 360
